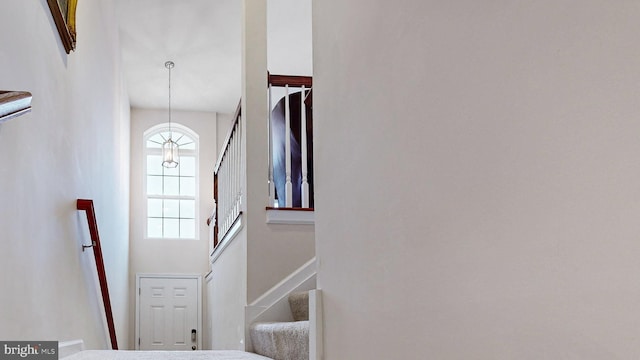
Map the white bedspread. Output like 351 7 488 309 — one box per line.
63 350 272 360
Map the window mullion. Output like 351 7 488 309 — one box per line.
145 127 198 240
147 195 194 200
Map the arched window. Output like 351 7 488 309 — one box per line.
144 123 199 239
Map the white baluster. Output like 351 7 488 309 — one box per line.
230 133 234 222
220 170 224 239
227 137 230 225
219 162 223 238
300 85 309 208
214 199 218 228
222 147 229 236
284 85 293 207
232 125 237 217
219 160 224 238
214 197 218 255
225 146 231 232
237 118 243 212
232 120 238 217
268 84 275 207
234 121 241 216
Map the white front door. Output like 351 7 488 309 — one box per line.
137 275 201 351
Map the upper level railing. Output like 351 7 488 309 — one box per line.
210 74 313 253
268 74 313 209
212 101 243 249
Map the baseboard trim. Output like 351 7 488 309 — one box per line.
211 214 243 264
245 257 317 352
309 290 323 360
249 257 316 308
58 340 84 359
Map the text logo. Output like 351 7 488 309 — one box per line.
0 342 57 360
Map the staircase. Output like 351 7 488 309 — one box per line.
250 291 311 360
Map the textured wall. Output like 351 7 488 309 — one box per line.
128 108 217 348
314 1 640 358
267 0 313 76
0 0 130 349
243 0 315 305
208 230 247 350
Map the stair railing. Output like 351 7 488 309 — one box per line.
211 74 313 250
76 199 118 350
268 74 313 209
213 101 243 249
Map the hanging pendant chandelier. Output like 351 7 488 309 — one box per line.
162 60 179 168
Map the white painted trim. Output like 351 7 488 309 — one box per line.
135 274 203 351
142 122 201 241
266 209 315 225
58 340 84 359
309 289 323 360
249 257 316 307
244 257 317 352
210 214 243 264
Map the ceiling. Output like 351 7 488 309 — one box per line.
115 0 312 115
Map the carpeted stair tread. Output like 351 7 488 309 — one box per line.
250 321 309 360
288 291 309 322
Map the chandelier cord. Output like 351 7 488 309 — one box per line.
168 62 172 139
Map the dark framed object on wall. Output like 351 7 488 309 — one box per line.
46 0 78 54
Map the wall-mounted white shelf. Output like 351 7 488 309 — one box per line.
0 91 32 123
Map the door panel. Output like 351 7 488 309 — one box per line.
138 277 199 350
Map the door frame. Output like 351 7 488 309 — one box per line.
135 273 203 350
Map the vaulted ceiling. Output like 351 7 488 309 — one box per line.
115 0 312 115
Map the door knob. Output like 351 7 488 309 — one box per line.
192 345 196 350
191 329 197 342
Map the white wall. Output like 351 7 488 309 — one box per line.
128 108 217 347
216 111 234 158
314 1 640 358
208 230 247 350
207 2 315 350
0 0 130 349
267 0 313 76
243 0 315 304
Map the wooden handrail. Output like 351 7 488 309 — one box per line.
214 75 311 176
210 73 314 250
267 74 314 208
268 74 312 87
265 207 314 212
77 199 118 350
